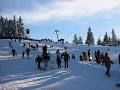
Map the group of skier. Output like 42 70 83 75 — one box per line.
79 49 114 77
9 40 120 78
56 48 70 69
35 45 50 70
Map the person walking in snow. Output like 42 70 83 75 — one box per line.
36 43 39 49
43 45 47 55
79 54 83 61
26 48 30 58
56 49 61 68
35 55 42 69
9 41 12 48
101 52 104 64
22 51 25 59
97 49 101 64
88 49 91 61
11 48 17 57
61 51 70 68
102 52 113 77
42 45 48 69
82 52 87 61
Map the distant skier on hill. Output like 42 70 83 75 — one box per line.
102 52 113 77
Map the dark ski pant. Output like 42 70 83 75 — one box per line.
57 62 61 68
105 65 110 77
64 60 68 68
37 62 41 69
119 59 120 64
27 53 29 58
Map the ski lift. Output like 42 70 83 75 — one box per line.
26 29 30 34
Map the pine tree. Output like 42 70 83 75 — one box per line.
85 27 94 45
78 36 83 44
0 15 26 38
103 32 109 45
73 34 78 44
117 39 120 46
108 36 112 44
17 16 25 38
97 38 102 45
112 28 117 46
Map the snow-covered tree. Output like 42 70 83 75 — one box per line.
112 28 117 45
78 36 83 44
85 27 94 45
117 39 120 46
97 38 102 45
103 32 109 45
0 15 26 38
73 34 78 44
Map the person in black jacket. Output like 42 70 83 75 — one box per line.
102 53 113 77
11 48 17 57
43 45 47 55
26 48 30 58
56 49 61 68
62 51 70 68
35 55 42 69
88 49 91 61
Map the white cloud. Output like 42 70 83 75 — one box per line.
2 0 120 23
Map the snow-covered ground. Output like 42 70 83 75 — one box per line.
0 39 120 90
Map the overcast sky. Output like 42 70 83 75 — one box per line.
1 0 120 43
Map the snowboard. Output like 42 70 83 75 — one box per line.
116 83 120 87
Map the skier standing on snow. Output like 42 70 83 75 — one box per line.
79 54 83 61
101 52 104 64
35 55 42 69
9 41 12 48
88 49 91 61
61 51 70 68
11 48 17 57
22 51 25 59
36 43 39 49
26 48 30 58
56 49 61 68
82 52 87 61
102 52 113 77
42 45 48 68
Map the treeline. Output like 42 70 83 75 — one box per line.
0 15 27 39
73 27 120 46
